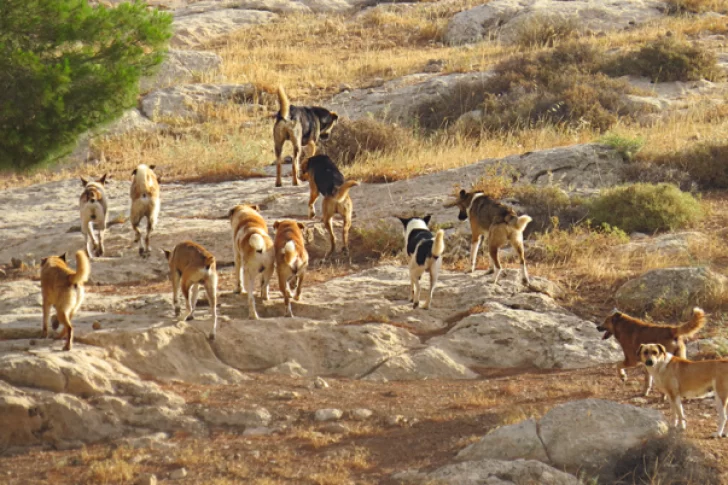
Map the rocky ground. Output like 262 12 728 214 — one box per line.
2 0 728 483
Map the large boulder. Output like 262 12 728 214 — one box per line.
140 83 262 122
397 459 580 485
444 0 665 46
172 9 276 48
457 418 549 463
140 49 223 92
539 399 668 473
430 303 620 369
613 232 708 260
364 347 479 381
615 267 728 316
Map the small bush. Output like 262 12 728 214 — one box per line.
603 37 723 82
599 133 644 162
531 220 629 264
621 160 693 191
415 42 642 134
459 163 519 200
321 118 415 166
606 430 721 484
511 185 588 232
512 14 579 49
588 183 704 234
648 142 728 190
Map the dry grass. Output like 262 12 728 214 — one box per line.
81 446 138 485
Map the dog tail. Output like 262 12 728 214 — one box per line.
510 214 532 232
675 307 706 338
283 240 297 266
249 232 266 253
432 230 445 258
69 250 90 286
277 85 290 120
335 180 360 202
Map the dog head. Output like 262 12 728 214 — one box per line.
444 190 482 221
312 108 338 140
638 343 668 367
228 204 261 220
299 157 311 181
397 215 432 241
596 308 622 340
81 173 108 187
41 252 67 267
163 249 172 261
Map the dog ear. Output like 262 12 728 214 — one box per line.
297 222 306 230
252 204 260 212
163 249 172 261
80 176 89 187
131 169 137 177
227 207 236 219
273 221 280 230
459 189 467 199
97 173 108 185
149 165 156 171
423 215 432 225
330 112 338 121
636 343 645 357
396 217 408 227
59 252 66 262
156 176 162 184
610 307 621 317
657 344 667 356
41 256 48 266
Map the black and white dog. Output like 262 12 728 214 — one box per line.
397 215 445 309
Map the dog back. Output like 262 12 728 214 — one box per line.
274 221 308 267
306 155 344 197
130 164 159 202
231 206 273 255
471 195 517 230
169 241 216 274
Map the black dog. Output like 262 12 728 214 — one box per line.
273 86 338 187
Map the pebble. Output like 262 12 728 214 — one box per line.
169 467 187 480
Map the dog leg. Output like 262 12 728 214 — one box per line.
643 371 653 397
182 278 195 321
618 363 628 383
294 273 305 302
246 268 259 320
511 233 530 285
422 260 440 310
97 228 105 257
261 263 273 301
190 283 200 318
489 242 502 285
274 137 284 187
712 393 728 438
171 270 181 317
469 234 482 273
41 299 51 338
143 214 155 257
205 273 218 341
279 270 293 317
324 214 336 259
673 395 687 430
233 249 243 294
57 311 73 351
291 138 302 187
308 184 319 219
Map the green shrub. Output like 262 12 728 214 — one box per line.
0 0 172 170
511 185 588 231
648 142 728 190
605 430 720 484
588 183 704 233
321 118 414 166
599 133 644 162
603 37 723 82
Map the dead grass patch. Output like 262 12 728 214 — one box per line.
321 118 416 167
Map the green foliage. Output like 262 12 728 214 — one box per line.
599 133 644 161
648 142 728 190
603 37 723 82
588 183 704 234
0 0 172 170
321 118 414 166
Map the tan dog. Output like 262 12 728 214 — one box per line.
597 307 705 396
130 164 160 257
229 204 275 319
444 190 532 284
79 174 109 258
40 250 90 351
273 220 309 317
163 241 219 340
639 342 728 437
273 86 338 187
299 154 359 258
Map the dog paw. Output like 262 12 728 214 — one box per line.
41 330 48 339
413 301 419 309
275 181 282 188
208 333 216 341
62 344 72 351
185 314 195 321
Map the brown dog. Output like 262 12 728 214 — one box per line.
597 307 705 395
164 241 218 340
40 250 90 351
299 154 359 258
444 190 531 284
130 164 160 257
273 86 338 187
273 220 309 317
639 342 728 437
229 204 275 319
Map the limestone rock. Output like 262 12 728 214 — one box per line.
456 419 549 463
539 399 668 473
423 459 580 485
265 360 309 377
140 83 261 122
444 0 665 46
198 407 272 428
364 347 478 381
315 408 343 422
141 49 223 92
351 408 373 421
615 267 727 316
172 9 276 48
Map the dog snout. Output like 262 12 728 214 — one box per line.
645 359 654 367
596 325 605 331
458 212 467 221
